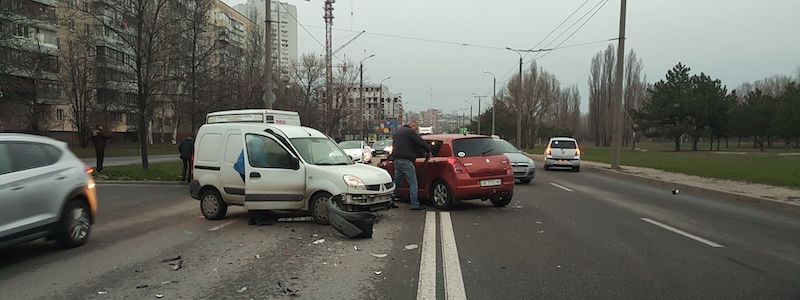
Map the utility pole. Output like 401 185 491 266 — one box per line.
263 0 274 108
471 93 485 135
324 0 334 134
276 0 281 77
359 54 375 140
610 0 627 169
483 71 497 136
506 47 548 147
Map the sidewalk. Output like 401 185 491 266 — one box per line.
530 154 800 207
83 154 180 167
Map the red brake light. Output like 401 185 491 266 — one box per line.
545 147 551 155
447 157 465 174
576 147 581 156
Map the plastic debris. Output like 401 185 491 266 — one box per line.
98 291 109 295
312 234 319 237
515 206 523 209
160 281 174 285
370 253 388 258
404 244 419 250
535 221 542 224
328 195 378 238
184 231 192 235
313 239 325 245
374 270 382 275
353 245 360 251
136 285 149 289
277 216 313 222
155 294 163 298
278 281 299 296
160 255 182 263
556 265 562 268
538 230 544 234
255 254 261 259
672 189 680 195
169 260 183 271
236 287 247 293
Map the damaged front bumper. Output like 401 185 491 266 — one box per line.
338 193 393 212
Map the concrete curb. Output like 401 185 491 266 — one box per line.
527 154 800 214
96 180 186 185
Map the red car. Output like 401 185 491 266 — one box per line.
380 134 515 209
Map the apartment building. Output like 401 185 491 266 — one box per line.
233 0 297 78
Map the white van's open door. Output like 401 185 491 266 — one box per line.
243 131 306 210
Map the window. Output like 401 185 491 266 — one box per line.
245 134 293 169
4 142 60 172
56 108 64 120
452 138 503 157
549 140 577 149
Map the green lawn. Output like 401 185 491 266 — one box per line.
71 144 177 158
527 144 800 189
98 162 184 181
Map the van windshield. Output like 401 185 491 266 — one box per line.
292 138 353 165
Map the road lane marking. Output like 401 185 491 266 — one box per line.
440 212 467 300
550 182 575 192
640 218 725 248
416 212 437 300
208 220 237 231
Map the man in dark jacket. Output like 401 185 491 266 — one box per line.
179 136 194 182
391 121 432 210
91 125 111 172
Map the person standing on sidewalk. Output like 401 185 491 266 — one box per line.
179 136 195 183
390 121 432 210
91 125 110 172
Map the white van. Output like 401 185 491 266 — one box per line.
206 109 301 126
189 123 394 224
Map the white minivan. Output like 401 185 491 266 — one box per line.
189 123 394 224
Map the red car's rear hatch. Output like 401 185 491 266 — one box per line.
451 137 509 177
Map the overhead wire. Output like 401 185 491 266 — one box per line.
279 2 345 63
532 0 612 62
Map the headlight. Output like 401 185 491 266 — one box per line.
343 175 367 190
385 145 393 153
527 158 535 166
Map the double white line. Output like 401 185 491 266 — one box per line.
417 211 467 300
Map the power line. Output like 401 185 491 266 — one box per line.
533 0 611 62
305 25 508 50
528 0 593 52
279 2 344 63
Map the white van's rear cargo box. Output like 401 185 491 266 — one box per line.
206 109 301 126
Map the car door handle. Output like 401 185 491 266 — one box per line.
250 172 261 178
11 185 24 191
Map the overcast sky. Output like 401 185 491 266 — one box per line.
223 0 800 114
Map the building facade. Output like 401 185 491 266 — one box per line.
233 0 297 78
325 83 404 139
420 109 441 132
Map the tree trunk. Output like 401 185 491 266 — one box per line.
709 136 714 151
515 111 522 148
674 136 681 152
691 136 699 151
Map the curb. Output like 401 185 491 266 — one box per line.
96 180 187 185
527 154 800 214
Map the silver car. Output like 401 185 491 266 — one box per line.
493 138 535 184
0 134 97 249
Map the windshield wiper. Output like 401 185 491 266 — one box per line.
316 162 350 166
481 149 494 156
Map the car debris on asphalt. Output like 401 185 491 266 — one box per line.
136 284 149 289
155 294 163 298
370 253 388 258
160 255 182 263
98 291 109 295
313 238 325 245
672 189 680 195
236 287 247 293
374 270 382 275
278 281 299 296
404 244 419 250
328 195 378 238
353 245 360 251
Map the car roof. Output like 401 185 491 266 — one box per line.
549 136 577 141
199 123 327 139
422 134 492 142
0 133 66 145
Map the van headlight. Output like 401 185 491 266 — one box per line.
386 145 393 153
343 175 367 190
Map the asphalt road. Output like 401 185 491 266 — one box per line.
1 168 799 299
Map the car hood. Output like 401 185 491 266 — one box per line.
343 149 363 157
319 163 392 184
504 152 533 164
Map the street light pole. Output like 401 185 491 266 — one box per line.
359 54 375 140
483 71 497 136
471 93 486 135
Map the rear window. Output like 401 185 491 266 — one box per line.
550 140 577 149
452 138 503 157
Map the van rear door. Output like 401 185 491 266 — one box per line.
243 131 306 210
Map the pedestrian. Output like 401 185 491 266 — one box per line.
179 136 195 183
390 121 432 210
90 125 110 172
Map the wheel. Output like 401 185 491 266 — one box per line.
430 181 453 210
573 166 581 172
56 200 92 248
519 178 532 184
490 194 512 207
544 165 550 171
310 192 332 224
201 189 228 220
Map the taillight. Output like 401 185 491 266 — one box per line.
576 147 581 156
447 158 465 174
545 147 551 155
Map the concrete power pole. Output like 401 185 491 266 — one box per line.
263 0 274 108
324 0 334 135
610 0 627 169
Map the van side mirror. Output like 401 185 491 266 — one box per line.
290 156 301 170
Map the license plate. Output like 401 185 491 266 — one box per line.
557 160 570 165
480 179 502 187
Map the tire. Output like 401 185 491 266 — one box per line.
519 178 532 184
490 194 512 207
430 181 453 210
310 192 332 225
544 165 550 171
56 200 92 248
200 188 228 220
573 166 581 172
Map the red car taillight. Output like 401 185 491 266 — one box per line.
447 158 466 174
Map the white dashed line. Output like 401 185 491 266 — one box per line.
550 182 575 192
208 220 237 231
640 218 725 248
440 212 467 300
416 212 437 300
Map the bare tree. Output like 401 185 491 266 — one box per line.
292 53 325 127
327 60 360 137
623 50 647 149
59 27 96 147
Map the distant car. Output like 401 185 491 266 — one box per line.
492 138 535 184
338 140 373 163
544 137 581 172
0 134 97 249
371 140 393 158
380 134 514 209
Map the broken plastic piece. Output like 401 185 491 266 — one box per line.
278 281 299 296
370 253 388 258
98 291 109 295
404 244 419 250
313 239 325 245
236 287 247 293
255 254 261 259
160 256 182 263
328 195 378 239
155 294 163 298
374 270 382 275
672 189 680 195
136 284 149 289
353 245 360 251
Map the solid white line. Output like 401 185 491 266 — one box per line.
416 212 437 300
208 220 237 231
550 182 575 192
640 218 725 248
440 212 467 300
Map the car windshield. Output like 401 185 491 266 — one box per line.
338 141 362 149
292 138 353 165
452 138 504 157
374 140 392 148
494 139 519 153
550 140 577 149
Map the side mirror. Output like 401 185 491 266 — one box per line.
290 157 301 170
